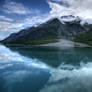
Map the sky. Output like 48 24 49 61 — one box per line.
0 0 92 40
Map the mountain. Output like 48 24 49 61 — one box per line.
1 15 92 45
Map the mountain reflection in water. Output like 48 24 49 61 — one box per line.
7 46 92 68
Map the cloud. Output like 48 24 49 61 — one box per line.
0 21 24 32
2 0 33 15
0 15 13 22
0 19 24 39
0 14 51 39
0 15 22 36
0 15 49 33
25 14 52 27
48 1 70 17
48 0 92 19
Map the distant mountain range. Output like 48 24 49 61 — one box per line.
1 15 92 45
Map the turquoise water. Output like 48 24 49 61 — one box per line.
0 45 92 92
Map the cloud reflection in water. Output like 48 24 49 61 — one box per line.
0 45 92 92
40 62 92 92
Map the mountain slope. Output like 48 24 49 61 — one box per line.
1 16 92 45
74 29 92 45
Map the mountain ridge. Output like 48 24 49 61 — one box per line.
1 15 92 45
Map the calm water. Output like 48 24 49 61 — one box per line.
0 45 92 92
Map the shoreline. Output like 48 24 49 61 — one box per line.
37 39 91 47
0 39 91 47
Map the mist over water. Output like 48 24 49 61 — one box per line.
0 45 92 92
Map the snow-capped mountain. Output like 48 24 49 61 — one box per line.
60 15 80 22
1 15 92 45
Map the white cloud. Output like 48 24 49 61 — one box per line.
0 14 50 32
0 15 13 22
48 1 70 17
0 19 25 39
0 14 51 40
25 14 52 27
48 0 92 19
0 13 51 39
0 21 24 32
2 0 32 15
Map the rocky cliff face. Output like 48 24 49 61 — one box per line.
1 16 92 44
